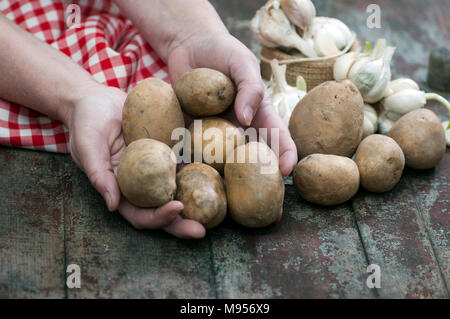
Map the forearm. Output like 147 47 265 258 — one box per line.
112 0 228 61
0 14 101 126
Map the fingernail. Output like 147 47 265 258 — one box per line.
243 106 254 126
104 192 112 212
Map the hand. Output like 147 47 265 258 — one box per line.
67 84 205 238
167 32 298 175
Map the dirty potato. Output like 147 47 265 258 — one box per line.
174 68 235 116
293 154 360 205
117 139 177 207
289 80 364 158
189 117 245 174
388 109 446 169
354 135 405 193
224 142 284 228
176 163 227 229
122 78 185 147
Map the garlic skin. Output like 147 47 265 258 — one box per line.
363 104 378 138
334 39 396 104
279 0 316 34
266 59 307 126
442 121 450 146
259 1 317 57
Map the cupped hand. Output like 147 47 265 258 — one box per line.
167 32 298 175
67 84 205 238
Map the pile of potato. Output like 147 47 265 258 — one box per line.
289 80 447 206
118 68 284 230
116 68 446 232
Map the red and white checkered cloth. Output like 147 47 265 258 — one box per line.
0 0 169 153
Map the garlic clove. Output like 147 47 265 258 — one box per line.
385 111 404 121
334 52 359 81
362 104 378 138
313 27 341 57
280 0 316 33
382 89 426 114
378 113 396 135
251 8 278 48
386 78 420 96
347 56 371 80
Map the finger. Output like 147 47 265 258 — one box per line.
229 51 265 127
167 45 193 84
74 136 121 212
163 215 206 239
119 199 183 230
252 94 298 176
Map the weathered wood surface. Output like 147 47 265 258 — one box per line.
0 0 449 298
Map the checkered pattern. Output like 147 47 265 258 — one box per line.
0 0 169 152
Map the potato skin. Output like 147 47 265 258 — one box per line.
176 163 227 229
354 135 405 193
224 142 284 228
189 117 245 174
289 80 364 158
388 109 446 169
174 68 235 116
117 139 177 207
122 78 185 147
293 154 360 206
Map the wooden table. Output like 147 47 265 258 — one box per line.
0 0 449 298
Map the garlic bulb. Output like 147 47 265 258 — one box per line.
311 17 354 57
380 78 450 138
266 59 307 125
363 104 378 138
258 0 317 57
442 121 450 146
279 0 316 34
334 39 396 104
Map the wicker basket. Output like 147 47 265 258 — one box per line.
261 40 361 90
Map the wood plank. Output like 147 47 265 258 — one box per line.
0 147 66 298
62 161 216 298
351 153 449 298
210 185 374 298
406 149 450 291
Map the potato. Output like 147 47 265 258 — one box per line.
388 109 446 169
293 154 360 206
224 142 284 228
174 68 235 116
122 78 185 147
289 80 364 158
176 163 227 229
189 117 245 174
117 139 177 207
354 135 405 193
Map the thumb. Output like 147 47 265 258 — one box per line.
229 52 265 127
